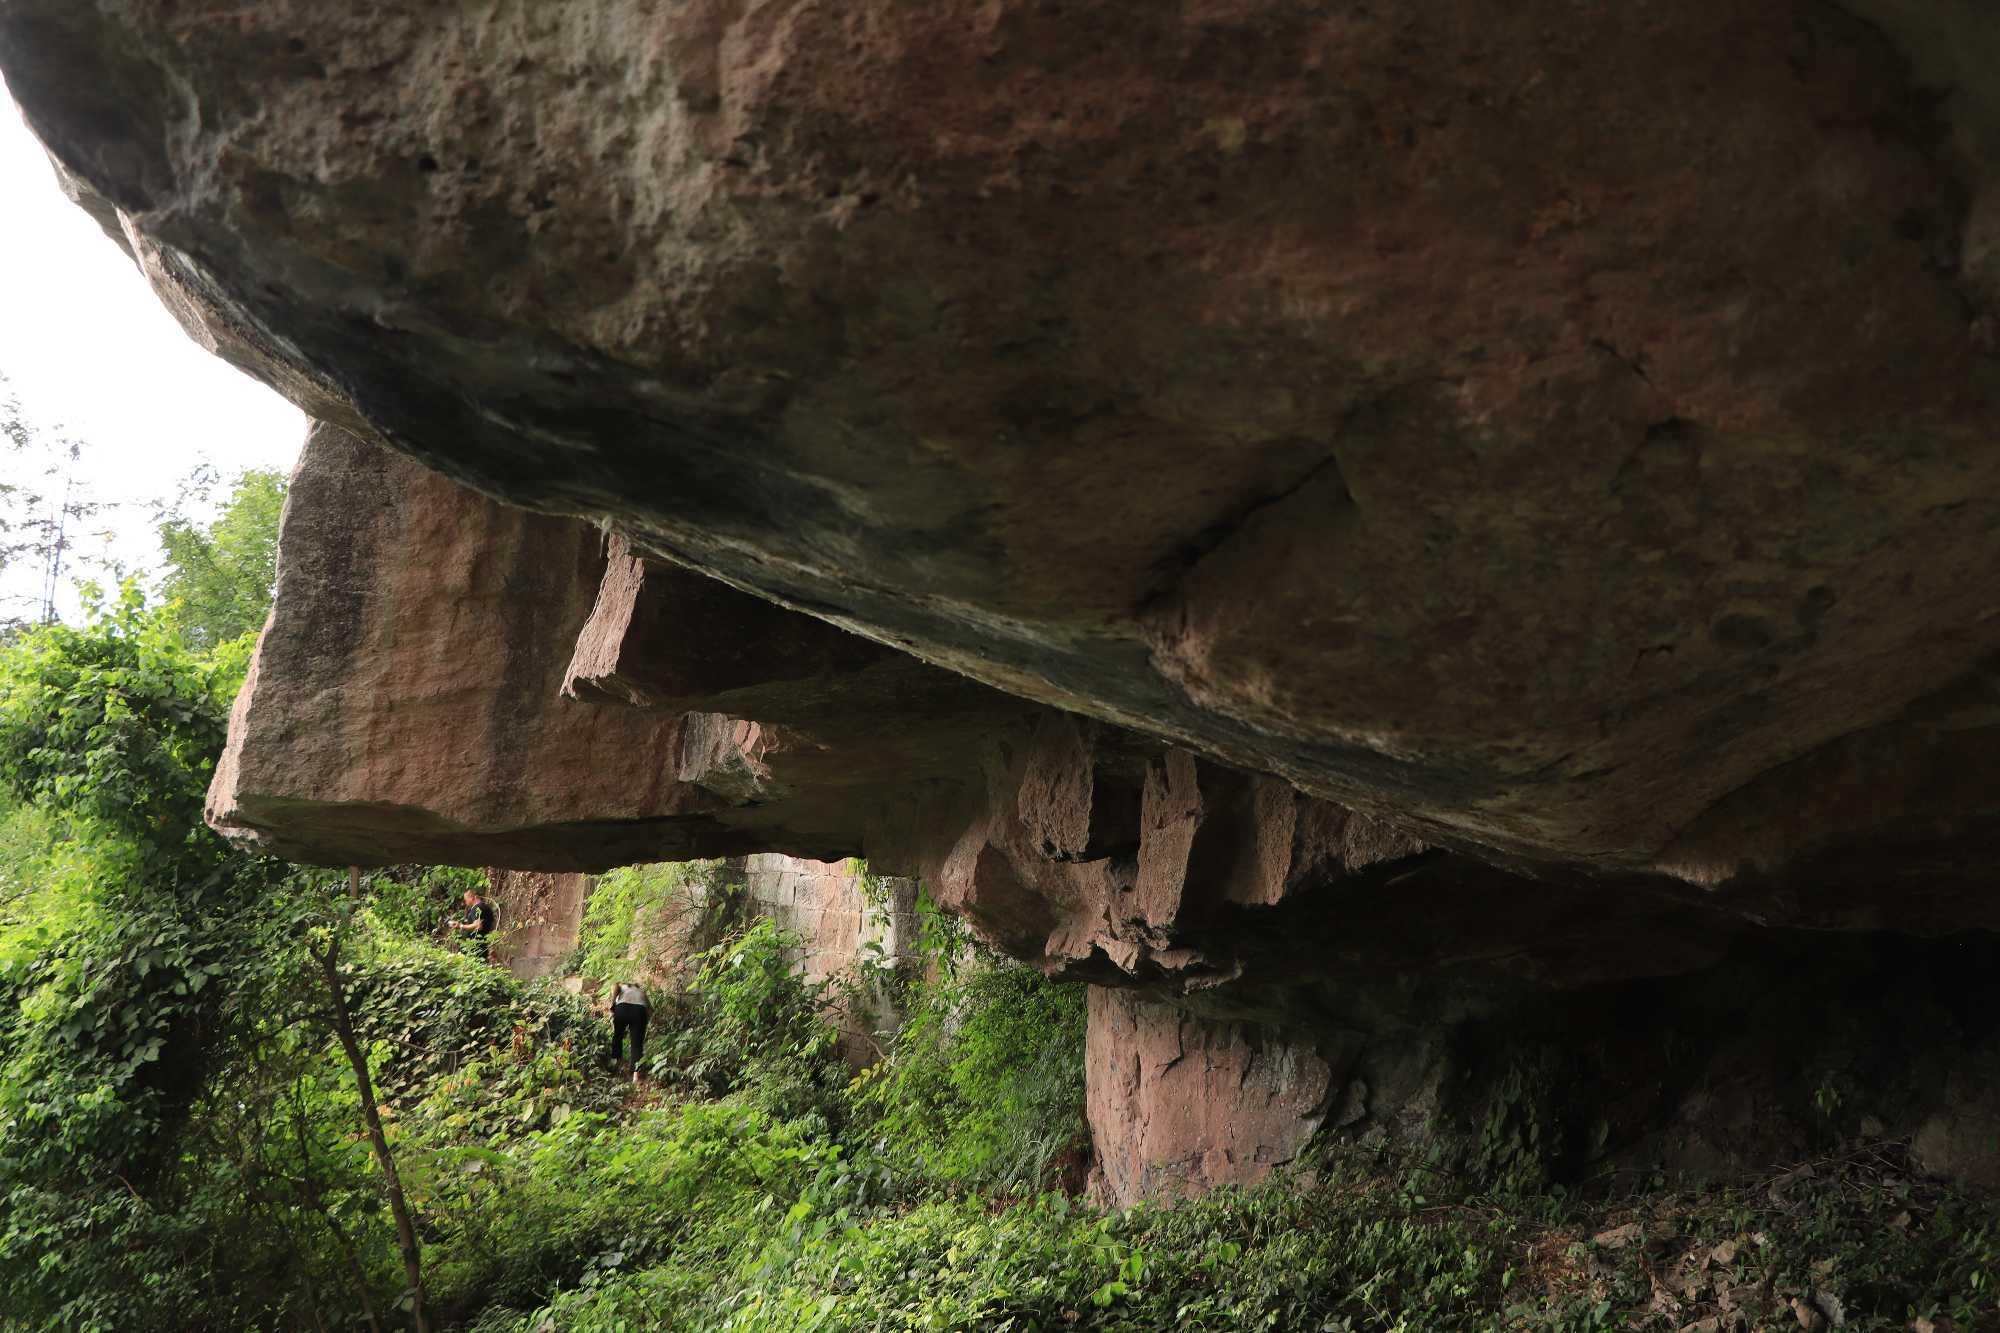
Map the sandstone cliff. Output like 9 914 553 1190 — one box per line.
10 0 2000 1202
11 0 2000 886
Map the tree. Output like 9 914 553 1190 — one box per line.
153 466 287 650
310 923 430 1333
0 586 433 1331
0 370 109 629
0 586 271 1180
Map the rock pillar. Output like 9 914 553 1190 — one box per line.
1086 987 1332 1205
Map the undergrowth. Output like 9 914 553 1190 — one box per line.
455 879 2000 1333
563 859 741 988
474 1126 2000 1332
853 897 1088 1194
5 697 1998 1333
11 857 2000 1330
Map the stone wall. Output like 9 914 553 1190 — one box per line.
485 869 593 982
736 855 920 1064
478 854 918 1061
740 855 918 988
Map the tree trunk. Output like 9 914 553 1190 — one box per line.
285 1103 386 1333
294 1181 386 1333
313 933 429 1333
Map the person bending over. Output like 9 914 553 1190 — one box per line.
609 980 650 1082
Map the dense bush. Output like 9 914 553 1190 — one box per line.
476 1132 2000 1333
366 864 489 944
854 902 1087 1194
343 933 602 1102
570 858 737 988
642 917 850 1123
0 502 306 1323
0 590 303 1328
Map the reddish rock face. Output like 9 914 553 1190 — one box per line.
205 422 739 869
12 0 2000 886
737 854 922 1067
485 869 593 981
564 534 896 716
205 422 2000 986
206 421 1029 871
208 423 1472 989
1087 987 1331 1205
22 0 2000 1202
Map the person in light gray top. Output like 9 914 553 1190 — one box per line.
609 981 649 1080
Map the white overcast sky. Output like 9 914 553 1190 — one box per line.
0 72 305 619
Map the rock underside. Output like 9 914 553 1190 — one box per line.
8 0 2000 1201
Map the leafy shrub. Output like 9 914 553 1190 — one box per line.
492 1158 1509 1332
644 918 849 1123
0 590 288 1184
572 859 736 987
853 891 1087 1195
343 933 604 1104
0 591 307 1329
367 864 487 942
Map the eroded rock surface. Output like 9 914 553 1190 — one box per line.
738 853 921 1065
206 421 740 868
485 869 593 980
207 425 2000 997
19 0 2000 1202
208 421 1032 870
1087 987 1331 1205
12 0 2000 883
209 426 1474 990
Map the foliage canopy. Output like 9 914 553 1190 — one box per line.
154 465 287 651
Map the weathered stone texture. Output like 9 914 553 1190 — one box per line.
210 431 1484 1000
20 0 2000 1203
740 854 917 991
206 424 1005 873
740 853 920 1064
13 0 2000 886
566 534 897 716
486 869 592 981
1087 987 1331 1206
204 422 746 868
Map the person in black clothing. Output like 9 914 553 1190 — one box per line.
608 980 649 1082
448 888 497 963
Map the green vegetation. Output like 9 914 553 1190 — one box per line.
1 588 1999 1330
0 587 303 1328
853 894 1087 1193
153 466 288 650
569 859 736 989
366 864 489 943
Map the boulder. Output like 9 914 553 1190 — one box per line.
19 0 2000 1201
11 0 2000 883
209 422 1470 988
205 421 742 868
1087 987 1331 1205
